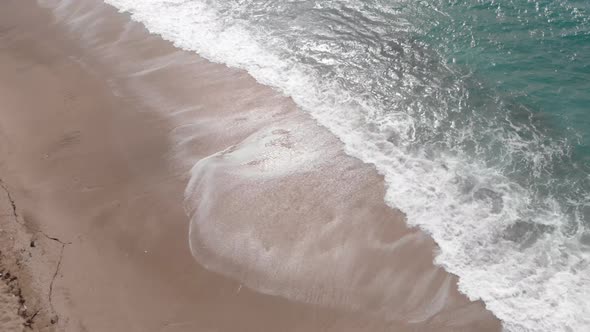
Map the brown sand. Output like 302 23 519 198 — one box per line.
0 0 501 331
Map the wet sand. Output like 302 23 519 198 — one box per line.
0 0 501 331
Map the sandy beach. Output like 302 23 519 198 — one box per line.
0 0 501 331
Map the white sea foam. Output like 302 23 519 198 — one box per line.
101 1 590 331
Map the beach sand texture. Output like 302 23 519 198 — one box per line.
0 0 500 331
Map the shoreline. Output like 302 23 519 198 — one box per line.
0 0 501 331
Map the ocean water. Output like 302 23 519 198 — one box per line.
102 0 590 331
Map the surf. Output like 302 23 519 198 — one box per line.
103 1 590 331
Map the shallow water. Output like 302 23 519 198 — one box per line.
104 0 590 331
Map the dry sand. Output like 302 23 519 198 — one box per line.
0 0 501 331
